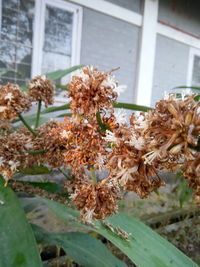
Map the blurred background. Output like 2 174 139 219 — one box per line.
1 0 200 105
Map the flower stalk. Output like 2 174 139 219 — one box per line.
90 167 97 184
35 100 42 129
18 113 38 136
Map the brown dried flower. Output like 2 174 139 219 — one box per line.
0 83 31 120
0 119 12 135
68 66 122 117
33 121 66 168
28 75 55 107
61 117 107 170
0 130 32 179
72 181 121 221
182 158 200 201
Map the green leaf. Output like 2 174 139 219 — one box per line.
32 224 127 267
55 84 69 90
13 114 49 127
172 85 200 91
176 173 194 208
56 113 72 118
27 182 62 194
41 103 70 114
0 177 42 267
37 196 198 267
194 95 200 101
46 65 84 81
26 150 46 155
19 197 40 214
19 165 51 175
114 102 152 112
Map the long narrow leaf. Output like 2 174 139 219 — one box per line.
46 65 84 81
114 102 152 112
32 224 127 267
172 85 200 91
41 104 70 114
0 177 42 267
19 165 51 175
56 113 72 118
55 84 69 90
37 196 198 267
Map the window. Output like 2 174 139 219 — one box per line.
0 0 35 86
0 0 82 101
187 47 200 87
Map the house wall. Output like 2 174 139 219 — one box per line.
152 35 189 105
80 7 140 103
151 0 200 105
105 0 143 14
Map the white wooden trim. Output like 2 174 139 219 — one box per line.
70 3 83 66
32 0 45 77
157 23 200 50
136 0 159 106
187 47 200 86
67 0 142 26
32 0 82 78
0 0 2 36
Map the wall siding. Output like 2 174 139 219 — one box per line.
152 34 189 106
105 0 143 14
80 7 140 103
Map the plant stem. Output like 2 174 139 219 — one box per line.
35 100 42 129
58 168 71 179
26 149 46 155
90 167 97 184
18 113 37 136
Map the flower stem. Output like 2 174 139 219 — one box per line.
18 113 38 136
35 100 42 129
90 167 97 184
26 149 46 155
58 168 71 180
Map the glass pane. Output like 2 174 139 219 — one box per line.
192 55 200 86
0 42 16 63
1 15 17 41
2 0 18 10
0 0 35 83
42 5 73 100
42 51 70 74
42 5 73 72
16 46 32 64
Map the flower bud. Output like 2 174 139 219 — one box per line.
169 143 183 154
167 104 178 117
185 112 193 125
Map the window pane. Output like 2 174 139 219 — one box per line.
42 5 73 73
0 0 34 84
192 55 200 86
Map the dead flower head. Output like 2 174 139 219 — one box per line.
68 66 121 117
182 158 200 201
34 121 67 168
0 130 32 180
71 181 121 221
28 75 55 107
0 83 31 120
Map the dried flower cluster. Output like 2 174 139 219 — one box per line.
68 66 125 118
0 83 31 120
28 75 55 107
0 66 200 221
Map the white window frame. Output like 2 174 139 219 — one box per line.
32 0 82 77
187 47 200 87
